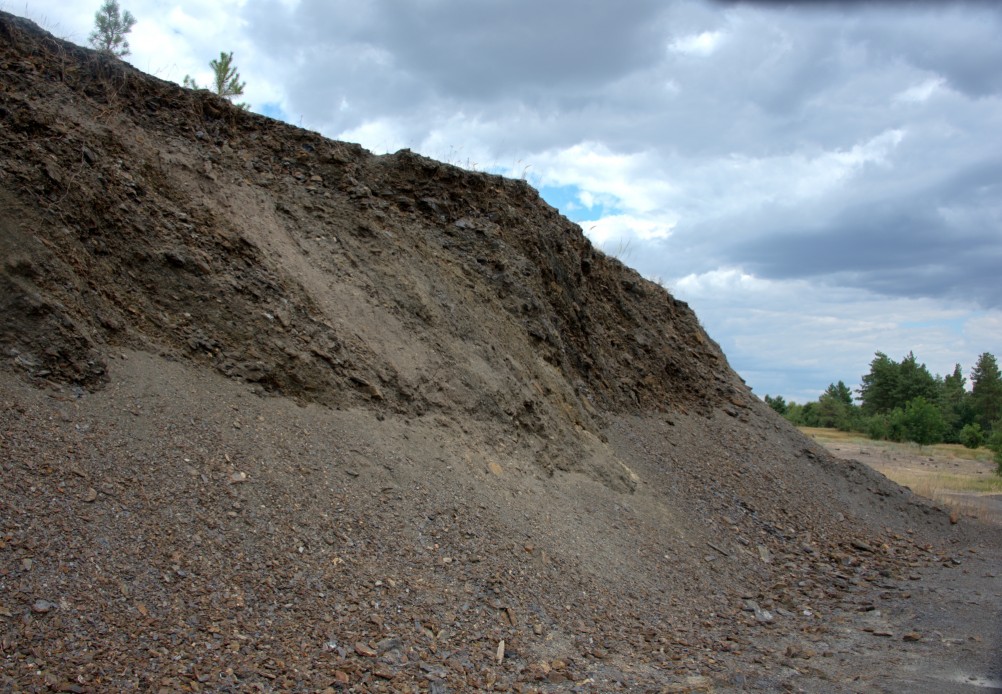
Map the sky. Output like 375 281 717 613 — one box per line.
12 0 1002 403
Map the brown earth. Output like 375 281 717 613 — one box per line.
1 12 1000 693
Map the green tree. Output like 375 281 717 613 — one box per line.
900 396 947 447
814 394 844 428
858 352 899 414
985 422 1002 474
184 52 249 109
866 413 891 440
971 352 1002 432
939 363 971 442
886 407 908 442
784 402 805 425
764 394 787 415
88 0 136 57
799 401 820 427
894 351 939 405
815 381 857 430
827 380 854 406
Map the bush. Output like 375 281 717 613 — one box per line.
865 414 890 441
881 397 947 447
887 408 908 442
959 423 984 449
987 425 1002 476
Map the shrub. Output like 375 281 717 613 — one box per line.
865 414 890 441
959 423 984 449
901 396 946 446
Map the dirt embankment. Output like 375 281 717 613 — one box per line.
1 12 1000 693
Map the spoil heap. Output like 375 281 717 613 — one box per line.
1 12 997 692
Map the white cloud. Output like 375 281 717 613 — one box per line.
532 142 677 215
895 77 947 104
584 214 675 248
964 313 1002 350
669 30 724 57
338 118 411 155
673 267 990 401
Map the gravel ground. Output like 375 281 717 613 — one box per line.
3 353 1000 692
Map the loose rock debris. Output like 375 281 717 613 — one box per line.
0 10 1000 693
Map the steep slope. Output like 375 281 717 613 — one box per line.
0 9 742 493
2 12 999 693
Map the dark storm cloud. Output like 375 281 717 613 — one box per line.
728 166 1002 307
853 4 1002 98
714 0 1001 6
242 0 673 132
376 0 671 99
242 0 1002 157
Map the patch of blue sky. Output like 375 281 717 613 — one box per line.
257 102 289 123
537 184 613 223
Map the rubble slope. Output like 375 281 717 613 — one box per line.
2 12 997 693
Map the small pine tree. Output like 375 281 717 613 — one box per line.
89 0 137 57
210 51 246 104
184 52 249 110
971 353 1002 431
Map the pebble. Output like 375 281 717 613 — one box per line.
373 665 396 679
355 642 378 657
757 545 772 563
743 600 774 624
32 599 56 614
376 636 402 653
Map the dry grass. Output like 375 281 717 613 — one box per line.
886 470 1002 494
884 472 1002 526
801 426 1002 525
800 427 996 462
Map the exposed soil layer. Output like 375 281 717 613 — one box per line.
1 12 1000 693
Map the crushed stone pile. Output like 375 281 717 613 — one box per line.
1 12 999 693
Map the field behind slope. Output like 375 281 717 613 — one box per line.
803 427 1002 525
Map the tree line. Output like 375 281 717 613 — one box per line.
88 1 247 108
765 351 1002 468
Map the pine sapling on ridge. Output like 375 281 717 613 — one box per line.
88 0 136 57
184 51 249 110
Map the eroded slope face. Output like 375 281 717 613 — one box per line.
0 11 748 490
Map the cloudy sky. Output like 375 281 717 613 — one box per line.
15 0 1002 403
